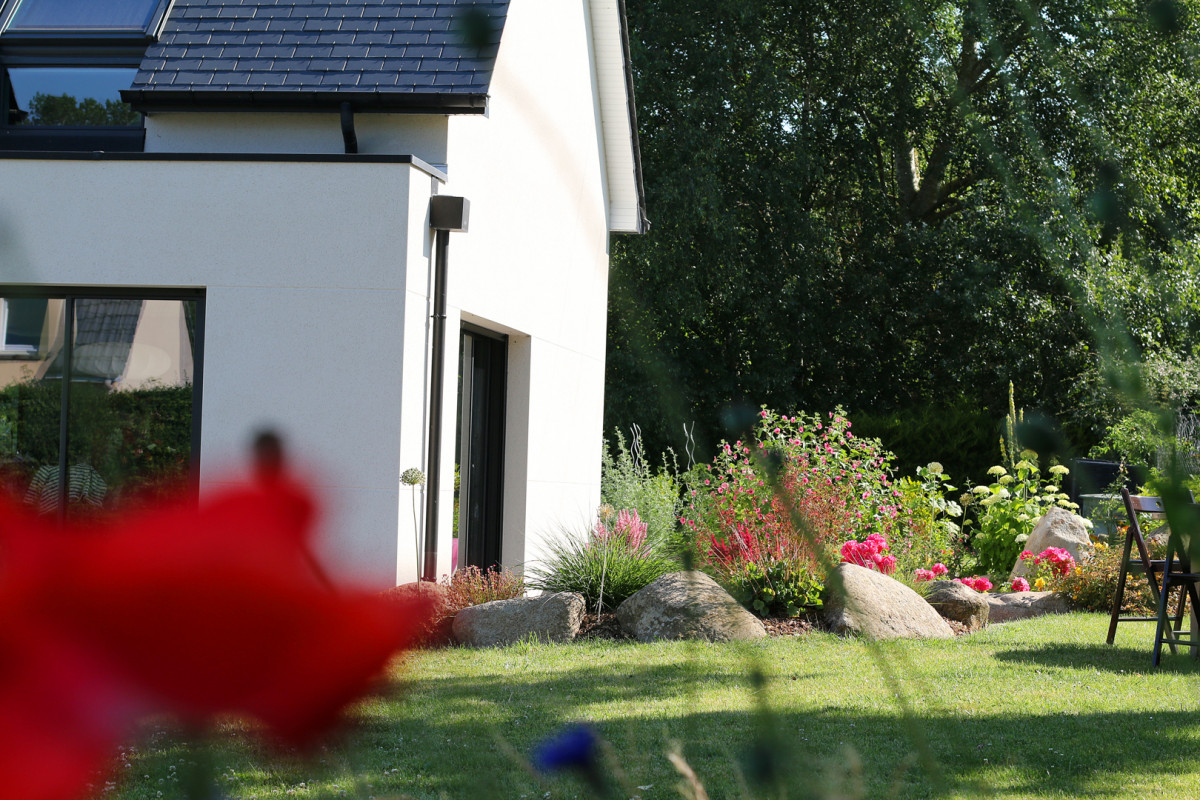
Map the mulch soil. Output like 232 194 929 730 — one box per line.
575 610 974 641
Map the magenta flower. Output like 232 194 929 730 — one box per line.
1011 577 1031 592
931 563 948 577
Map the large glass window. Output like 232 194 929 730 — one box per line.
0 289 203 519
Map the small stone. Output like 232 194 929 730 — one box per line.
925 580 989 631
987 591 1069 623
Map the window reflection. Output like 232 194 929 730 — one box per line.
5 68 140 127
0 294 199 518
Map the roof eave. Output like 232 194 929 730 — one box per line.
122 89 490 115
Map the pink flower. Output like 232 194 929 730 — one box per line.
931 563 948 577
1011 577 1031 592
914 569 934 582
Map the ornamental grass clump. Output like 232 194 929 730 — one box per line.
525 508 677 613
684 407 906 616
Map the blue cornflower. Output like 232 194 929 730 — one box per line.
531 724 599 773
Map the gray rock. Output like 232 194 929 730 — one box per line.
925 580 989 631
986 591 1070 623
823 563 954 639
451 592 585 647
615 571 767 642
1010 507 1093 579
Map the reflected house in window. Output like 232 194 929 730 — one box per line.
0 0 645 588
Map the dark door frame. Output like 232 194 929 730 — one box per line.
456 323 507 570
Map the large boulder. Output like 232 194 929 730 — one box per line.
451 592 585 647
823 563 954 639
1010 507 1093 579
615 571 767 642
924 580 989 632
986 591 1070 623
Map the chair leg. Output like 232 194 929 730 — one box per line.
1108 528 1136 645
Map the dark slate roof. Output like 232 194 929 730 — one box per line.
122 0 508 113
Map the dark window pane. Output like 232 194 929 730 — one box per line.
6 67 140 126
2 297 47 351
7 0 161 32
0 297 63 503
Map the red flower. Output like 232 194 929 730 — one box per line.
0 480 433 800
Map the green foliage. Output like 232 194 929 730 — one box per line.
723 559 823 618
600 427 682 545
1090 408 1175 468
1058 543 1155 615
892 462 962 576
26 93 140 126
850 402 998 486
963 454 1078 576
524 527 678 613
608 0 1200 473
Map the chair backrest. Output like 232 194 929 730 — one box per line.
1121 488 1161 568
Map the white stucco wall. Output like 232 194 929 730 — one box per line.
0 157 437 588
441 0 614 570
145 112 450 168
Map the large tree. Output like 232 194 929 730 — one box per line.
608 0 1200 468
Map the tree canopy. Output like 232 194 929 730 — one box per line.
607 0 1200 472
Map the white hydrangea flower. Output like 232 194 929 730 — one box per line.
926 462 944 474
998 475 1015 485
971 486 991 495
987 465 1007 476
1049 464 1070 476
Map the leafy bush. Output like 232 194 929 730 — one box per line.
684 407 906 616
1058 542 1155 614
525 511 677 613
440 565 524 615
962 453 1078 576
600 427 682 546
891 462 963 576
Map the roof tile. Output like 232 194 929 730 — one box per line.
128 0 507 110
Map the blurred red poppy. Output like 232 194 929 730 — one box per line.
0 480 432 800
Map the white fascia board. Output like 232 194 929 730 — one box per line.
587 0 644 234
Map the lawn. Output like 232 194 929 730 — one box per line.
114 613 1200 800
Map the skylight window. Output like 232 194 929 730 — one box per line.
5 0 163 33
0 0 166 150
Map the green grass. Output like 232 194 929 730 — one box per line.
113 613 1200 800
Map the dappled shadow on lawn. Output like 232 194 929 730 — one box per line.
123 643 1200 800
993 641 1200 674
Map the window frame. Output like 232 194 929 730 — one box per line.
0 0 170 152
0 284 206 503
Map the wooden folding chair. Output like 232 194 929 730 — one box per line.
1153 513 1200 665
1106 489 1190 651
